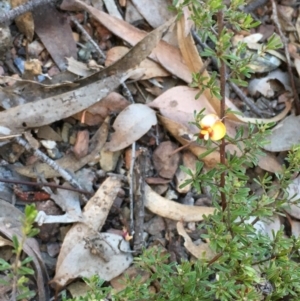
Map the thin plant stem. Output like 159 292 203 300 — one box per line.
217 9 227 211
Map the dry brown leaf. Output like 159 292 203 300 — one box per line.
52 177 132 287
153 141 181 179
33 4 77 70
106 46 170 79
144 184 215 221
15 118 109 178
11 0 34 42
177 221 215 260
105 104 157 152
73 130 89 159
257 153 282 173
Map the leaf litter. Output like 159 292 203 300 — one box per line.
0 0 299 299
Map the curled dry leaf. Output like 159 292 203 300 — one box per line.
177 221 215 260
105 104 157 152
106 46 170 80
15 117 109 178
144 184 215 222
53 177 132 287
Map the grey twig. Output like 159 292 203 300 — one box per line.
14 136 88 202
71 16 134 103
228 81 274 117
0 0 56 25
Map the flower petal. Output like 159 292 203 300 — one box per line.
200 114 220 128
210 121 226 141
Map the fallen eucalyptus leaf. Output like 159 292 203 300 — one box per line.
177 221 215 260
144 184 215 221
105 104 157 151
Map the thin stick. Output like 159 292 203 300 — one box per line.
14 136 88 202
0 177 93 195
129 142 136 235
133 148 147 253
228 81 274 117
71 16 134 103
271 0 300 115
0 0 56 25
217 10 227 212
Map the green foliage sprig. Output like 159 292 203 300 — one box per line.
0 204 39 300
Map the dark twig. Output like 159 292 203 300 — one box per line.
0 177 93 195
71 16 134 103
228 81 274 117
14 136 88 202
271 0 300 115
0 0 56 25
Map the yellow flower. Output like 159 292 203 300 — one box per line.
199 114 226 141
